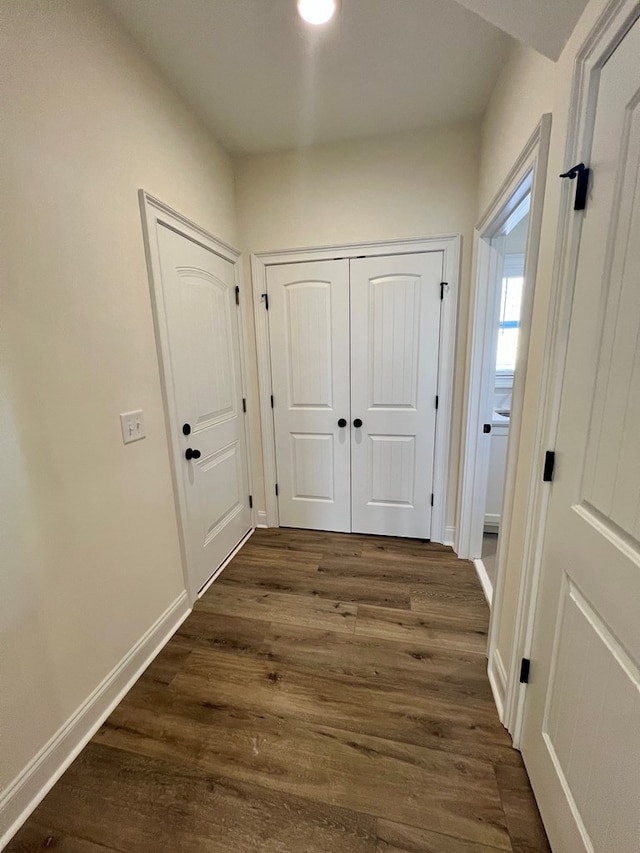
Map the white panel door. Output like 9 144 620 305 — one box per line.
267 260 351 532
350 253 442 537
521 20 640 853
157 225 251 593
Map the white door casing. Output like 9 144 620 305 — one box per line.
266 260 351 532
141 194 253 599
350 253 442 537
252 236 460 540
521 18 640 853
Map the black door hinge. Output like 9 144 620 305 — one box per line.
435 395 439 411
270 394 274 409
483 423 492 434
235 285 240 306
262 292 269 310
275 483 279 497
242 397 247 413
248 495 253 509
440 282 447 301
430 493 434 507
543 450 555 482
520 658 531 684
560 163 590 211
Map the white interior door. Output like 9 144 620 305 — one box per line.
267 260 351 532
350 253 442 538
156 224 251 593
521 19 640 853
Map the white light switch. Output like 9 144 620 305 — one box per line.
120 410 146 444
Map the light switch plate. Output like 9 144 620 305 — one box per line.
120 410 146 444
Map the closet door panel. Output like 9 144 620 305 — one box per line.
350 253 442 538
267 260 351 532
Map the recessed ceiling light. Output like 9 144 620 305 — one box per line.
297 0 339 26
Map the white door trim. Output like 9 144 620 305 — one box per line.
251 234 461 543
501 0 640 747
139 191 255 603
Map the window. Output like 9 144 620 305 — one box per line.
496 254 524 375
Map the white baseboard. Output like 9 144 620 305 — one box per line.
0 591 190 849
256 510 268 528
197 528 254 598
488 648 508 724
473 558 494 606
443 525 455 547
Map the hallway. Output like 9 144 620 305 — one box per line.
8 530 549 852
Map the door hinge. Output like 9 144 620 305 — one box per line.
483 423 492 434
435 395 439 410
249 495 253 509
262 292 269 310
235 285 240 306
560 163 590 211
543 450 555 482
440 281 447 300
270 394 274 409
242 397 247 413
520 658 531 684
275 483 279 497
430 493 434 507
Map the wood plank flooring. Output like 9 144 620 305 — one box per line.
7 528 550 853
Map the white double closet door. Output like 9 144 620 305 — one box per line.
267 252 442 538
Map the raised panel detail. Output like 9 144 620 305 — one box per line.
285 281 333 408
582 99 640 541
291 433 335 501
290 433 335 501
201 442 242 544
368 435 415 506
178 269 236 427
544 582 640 851
369 275 421 409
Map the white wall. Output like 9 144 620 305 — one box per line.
478 43 555 216
235 124 482 532
0 0 237 833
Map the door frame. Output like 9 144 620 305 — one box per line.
457 115 551 570
251 235 461 543
499 0 640 745
139 191 256 603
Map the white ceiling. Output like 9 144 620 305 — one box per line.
453 0 590 60
103 0 512 155
103 0 590 155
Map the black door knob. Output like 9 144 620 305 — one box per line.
182 423 192 436
353 418 363 428
337 418 347 428
185 448 201 460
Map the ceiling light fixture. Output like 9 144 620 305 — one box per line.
297 0 339 26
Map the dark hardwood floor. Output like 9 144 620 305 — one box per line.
8 528 550 852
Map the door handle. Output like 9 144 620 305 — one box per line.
185 448 201 460
337 418 347 428
353 418 363 428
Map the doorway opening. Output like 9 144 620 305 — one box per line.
480 197 530 592
457 115 551 620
